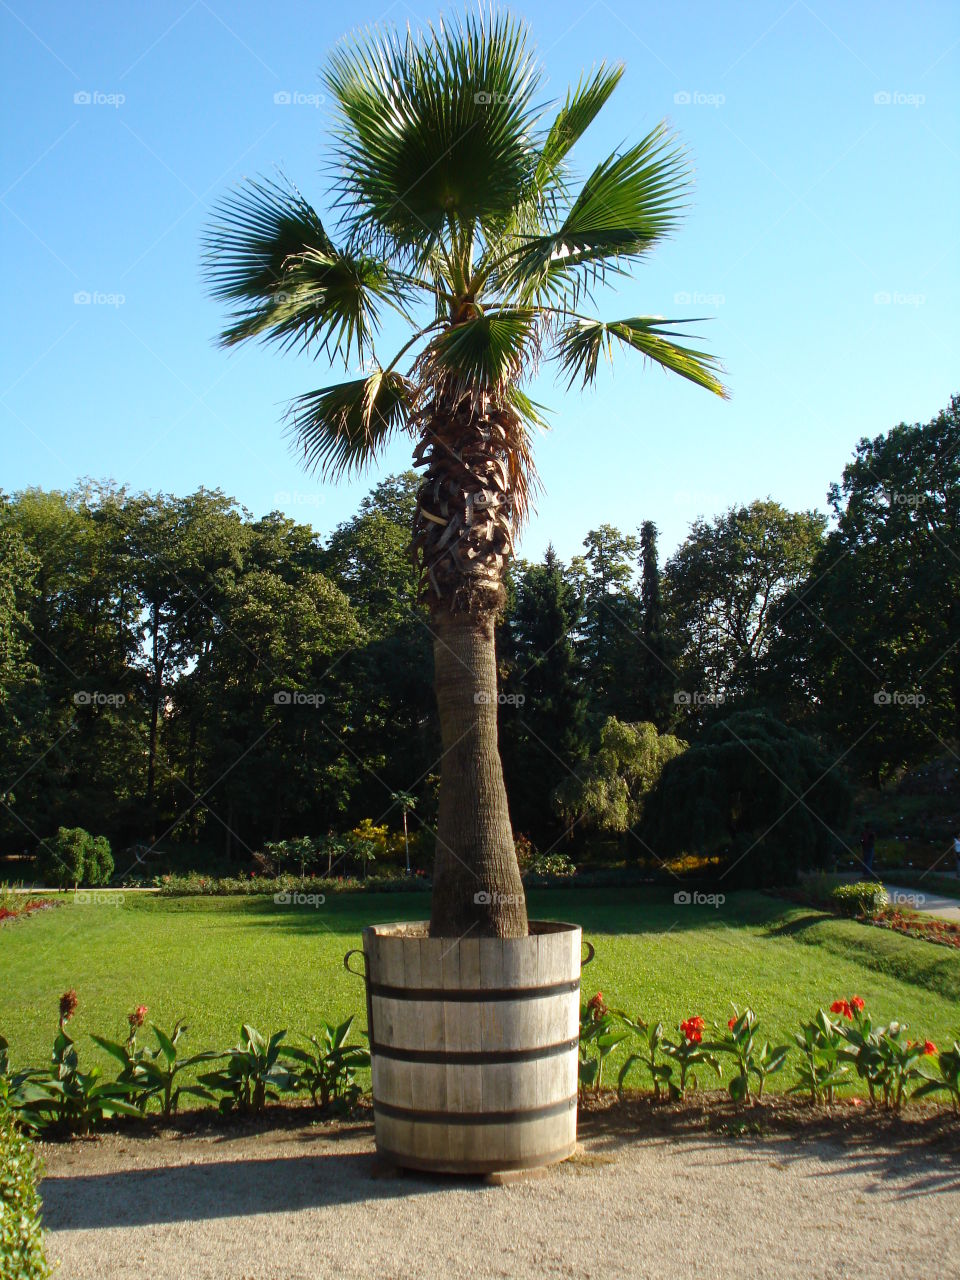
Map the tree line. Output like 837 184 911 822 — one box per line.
0 395 956 870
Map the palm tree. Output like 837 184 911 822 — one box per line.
203 9 726 939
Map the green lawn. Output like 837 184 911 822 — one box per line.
2 889 957 1096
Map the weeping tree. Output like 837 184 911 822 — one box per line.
203 9 726 938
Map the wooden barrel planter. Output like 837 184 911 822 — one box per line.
344 920 591 1174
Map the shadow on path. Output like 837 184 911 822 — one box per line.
42 1147 466 1232
581 1100 960 1199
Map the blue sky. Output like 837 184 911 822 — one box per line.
2 0 957 562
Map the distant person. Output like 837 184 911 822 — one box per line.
860 824 876 876
954 831 960 875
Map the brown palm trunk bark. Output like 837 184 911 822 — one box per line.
428 610 527 938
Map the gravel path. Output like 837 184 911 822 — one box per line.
40 1118 960 1279
883 883 960 921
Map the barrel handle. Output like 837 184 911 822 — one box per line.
581 939 595 968
343 948 366 980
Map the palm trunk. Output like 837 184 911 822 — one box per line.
413 392 530 939
429 610 527 938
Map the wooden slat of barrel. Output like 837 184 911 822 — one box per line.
478 937 505 1168
418 937 447 1167
364 929 381 1099
402 936 424 1113
459 938 482 1113
530 928 572 1164
378 936 411 1109
441 940 465 1166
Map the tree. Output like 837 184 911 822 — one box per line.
641 710 852 886
571 525 641 719
0 508 40 822
202 11 726 936
665 500 825 712
636 521 677 727
553 717 685 843
499 546 589 846
766 395 960 784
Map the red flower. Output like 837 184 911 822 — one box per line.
59 989 78 1025
587 991 608 1022
727 1017 737 1030
851 996 865 1013
923 1040 938 1056
680 1015 705 1044
128 1004 147 1030
830 999 853 1020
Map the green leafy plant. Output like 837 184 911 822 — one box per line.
0 1108 51 1279
913 1037 960 1111
708 1007 789 1104
26 993 141 1134
259 836 322 879
36 826 113 889
660 1016 722 1098
286 1017 369 1112
92 1009 222 1117
0 1039 52 1132
830 881 888 918
790 1007 850 1104
578 994 628 1096
617 1016 674 1101
528 851 576 878
198 1025 300 1114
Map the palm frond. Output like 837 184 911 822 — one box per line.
418 308 539 397
203 175 331 302
286 370 415 479
554 316 728 397
496 123 691 305
505 384 552 433
203 176 404 363
323 10 543 260
534 63 624 197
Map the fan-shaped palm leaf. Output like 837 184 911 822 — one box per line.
287 370 415 478
324 11 542 265
556 316 728 396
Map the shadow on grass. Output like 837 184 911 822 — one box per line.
207 887 798 939
764 912 830 938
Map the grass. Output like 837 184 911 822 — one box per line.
1 888 957 1098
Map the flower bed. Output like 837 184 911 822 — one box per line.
3 985 956 1143
0 896 56 926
